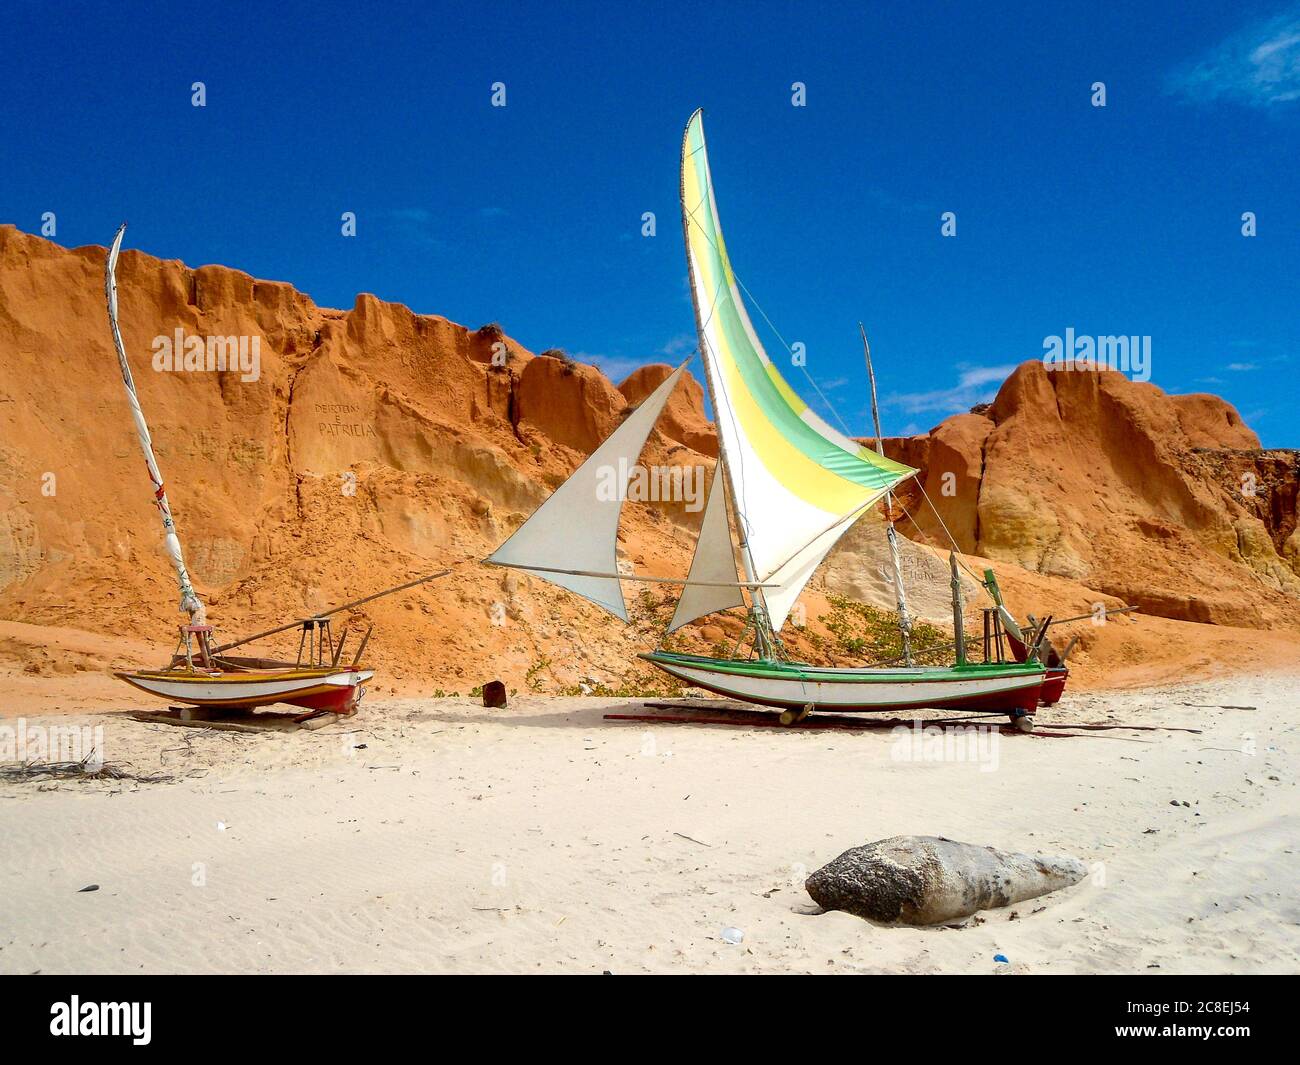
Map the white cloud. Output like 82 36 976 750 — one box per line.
582 354 646 384
379 208 444 248
569 335 703 386
1168 8 1300 107
890 364 1017 415
658 333 696 359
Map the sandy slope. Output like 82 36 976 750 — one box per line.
1 674 1296 974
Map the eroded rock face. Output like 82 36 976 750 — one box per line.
0 226 725 690
805 835 1088 926
883 361 1300 628
821 517 983 624
516 355 624 455
0 225 1295 690
619 363 718 458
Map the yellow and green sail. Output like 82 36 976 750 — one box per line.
680 109 915 631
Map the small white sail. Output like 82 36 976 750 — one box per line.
667 463 743 632
487 362 688 620
105 224 205 625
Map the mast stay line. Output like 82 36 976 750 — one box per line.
210 571 451 654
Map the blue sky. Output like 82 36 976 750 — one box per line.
1 0 1296 445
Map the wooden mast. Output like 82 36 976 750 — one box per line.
105 224 206 627
860 323 913 665
681 110 777 660
949 552 967 665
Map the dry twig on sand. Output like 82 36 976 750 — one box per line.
0 755 176 784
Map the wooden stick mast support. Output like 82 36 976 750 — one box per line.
861 323 913 665
211 570 451 655
950 552 966 666
350 625 374 669
331 626 350 668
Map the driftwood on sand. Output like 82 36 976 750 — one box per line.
805 835 1087 926
0 758 176 784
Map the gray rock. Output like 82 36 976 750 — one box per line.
805 835 1087 926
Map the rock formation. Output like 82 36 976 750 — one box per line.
0 225 1296 695
805 835 1088 925
882 361 1300 628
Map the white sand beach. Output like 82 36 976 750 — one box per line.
2 673 1296 975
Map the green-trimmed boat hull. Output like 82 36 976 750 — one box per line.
639 651 1046 713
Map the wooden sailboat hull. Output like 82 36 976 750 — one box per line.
1040 667 1068 706
640 652 1045 714
114 667 373 713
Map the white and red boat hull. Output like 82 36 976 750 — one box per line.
115 667 373 714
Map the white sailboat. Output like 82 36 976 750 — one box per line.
487 111 1064 726
104 224 443 715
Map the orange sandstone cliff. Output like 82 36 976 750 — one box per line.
0 226 1296 708
884 362 1300 630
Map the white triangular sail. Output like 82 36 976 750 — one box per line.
679 110 917 631
667 463 743 632
487 362 688 620
105 224 206 625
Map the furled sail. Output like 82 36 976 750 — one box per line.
487 361 688 620
105 224 206 625
667 463 744 632
679 110 917 631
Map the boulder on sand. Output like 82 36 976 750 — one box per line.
805 835 1087 926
